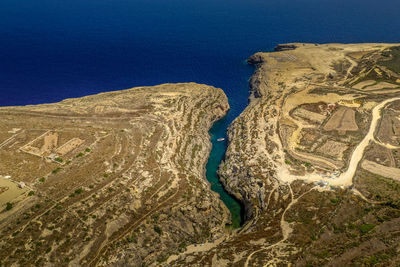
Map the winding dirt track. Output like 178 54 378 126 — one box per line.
243 98 400 267
278 97 400 187
335 97 400 186
243 185 317 267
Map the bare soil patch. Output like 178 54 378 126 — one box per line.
324 106 359 134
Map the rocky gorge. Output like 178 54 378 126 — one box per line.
2 43 400 266
171 43 400 266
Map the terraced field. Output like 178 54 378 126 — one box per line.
0 83 231 266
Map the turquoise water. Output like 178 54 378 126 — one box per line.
1 0 400 227
206 116 245 228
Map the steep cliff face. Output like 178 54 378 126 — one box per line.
219 47 290 222
0 83 231 266
172 43 400 266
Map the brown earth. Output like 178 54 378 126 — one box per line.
323 106 359 134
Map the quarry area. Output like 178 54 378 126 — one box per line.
169 44 400 266
0 83 231 266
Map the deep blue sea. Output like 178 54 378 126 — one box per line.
1 0 400 227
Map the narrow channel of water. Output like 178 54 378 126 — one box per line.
206 117 243 228
205 62 254 228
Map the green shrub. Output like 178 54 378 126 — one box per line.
76 152 84 158
126 233 137 243
74 188 83 195
54 158 63 163
358 224 375 235
363 256 378 265
157 254 167 263
39 177 46 182
179 241 186 250
6 202 13 211
52 168 61 174
28 191 35 196
152 214 160 222
154 225 162 235
85 148 91 152
330 198 339 204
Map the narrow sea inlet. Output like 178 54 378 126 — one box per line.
203 59 255 228
206 110 243 228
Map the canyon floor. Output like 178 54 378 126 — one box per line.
2 43 400 266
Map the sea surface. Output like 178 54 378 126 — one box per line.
1 0 400 227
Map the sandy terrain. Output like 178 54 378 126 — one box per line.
323 106 358 134
0 177 28 205
361 160 400 181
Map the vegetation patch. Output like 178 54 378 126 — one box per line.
378 46 400 73
6 202 13 211
357 223 375 235
154 225 162 235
